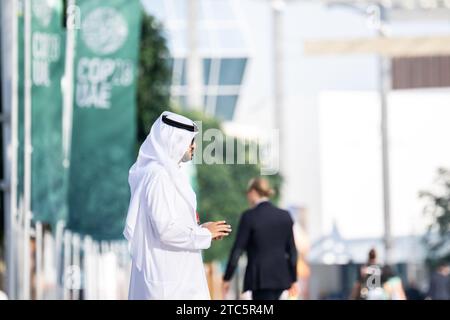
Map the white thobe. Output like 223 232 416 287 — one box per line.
128 163 212 300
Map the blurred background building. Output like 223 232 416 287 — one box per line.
1 0 450 300
143 0 450 298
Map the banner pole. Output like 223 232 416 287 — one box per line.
0 0 18 300
62 0 76 167
23 0 32 300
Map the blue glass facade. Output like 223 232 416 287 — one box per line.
142 0 250 121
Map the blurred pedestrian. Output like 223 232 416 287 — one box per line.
222 178 297 300
349 248 385 300
427 263 450 300
124 111 231 300
381 265 406 300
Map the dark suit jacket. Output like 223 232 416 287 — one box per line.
223 201 297 292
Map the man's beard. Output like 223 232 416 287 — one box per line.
181 150 192 163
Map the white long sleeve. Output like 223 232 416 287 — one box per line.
145 171 212 251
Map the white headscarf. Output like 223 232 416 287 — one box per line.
123 111 198 269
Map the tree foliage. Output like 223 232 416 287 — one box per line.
420 167 450 266
136 14 171 145
178 109 282 262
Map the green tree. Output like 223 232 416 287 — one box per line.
178 109 282 263
137 14 171 145
420 167 450 266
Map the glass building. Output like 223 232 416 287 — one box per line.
142 0 251 121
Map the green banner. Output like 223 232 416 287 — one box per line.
68 0 142 239
30 0 67 224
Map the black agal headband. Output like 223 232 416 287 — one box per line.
162 115 198 132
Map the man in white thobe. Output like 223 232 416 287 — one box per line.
124 111 231 300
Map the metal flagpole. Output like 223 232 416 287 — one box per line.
23 0 32 300
271 0 285 196
1 0 18 299
375 5 393 265
62 0 76 168
54 221 65 299
187 0 203 109
9 0 19 300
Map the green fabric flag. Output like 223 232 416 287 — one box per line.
67 0 142 239
30 0 67 224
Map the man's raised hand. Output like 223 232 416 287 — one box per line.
202 221 232 240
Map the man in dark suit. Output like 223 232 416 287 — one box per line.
222 178 298 300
